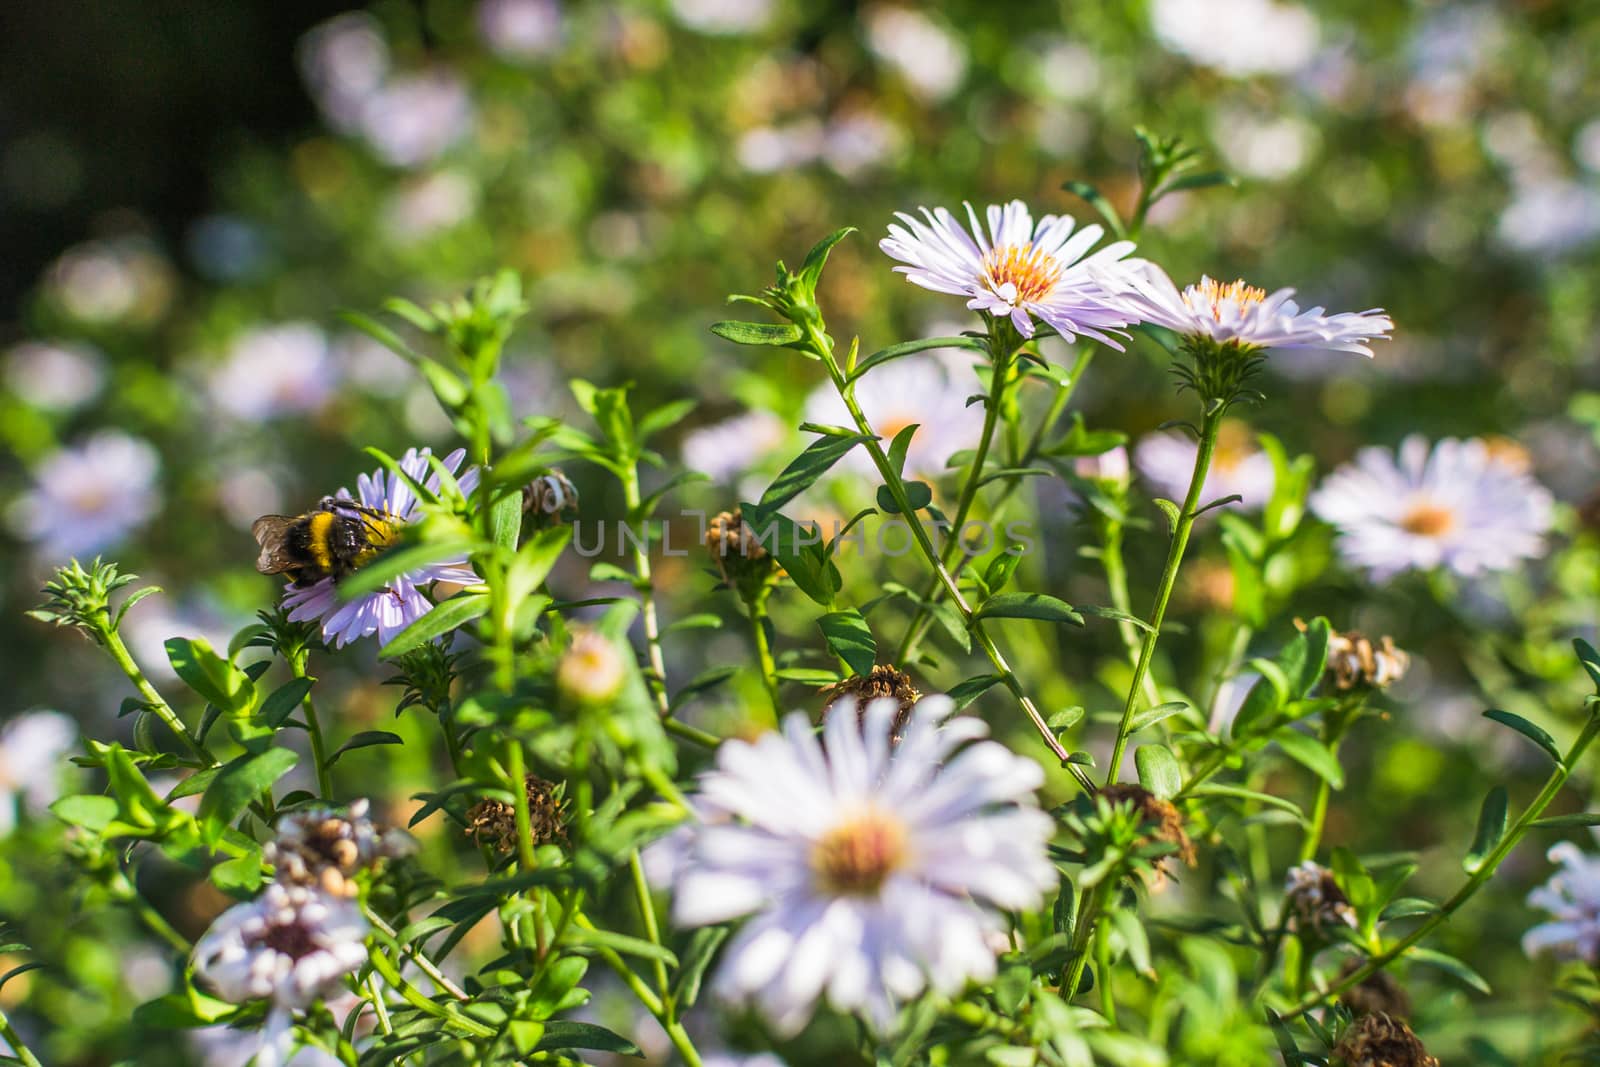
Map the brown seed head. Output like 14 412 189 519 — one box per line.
1099 783 1197 879
1305 620 1410 691
820 665 921 744
704 509 776 592
1333 1013 1438 1067
466 775 568 854
264 798 407 898
1285 861 1358 935
523 469 579 528
1337 959 1413 1021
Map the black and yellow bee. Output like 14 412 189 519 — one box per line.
252 497 399 587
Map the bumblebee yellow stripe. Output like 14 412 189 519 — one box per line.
306 510 336 572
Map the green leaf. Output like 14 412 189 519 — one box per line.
636 398 698 443
948 674 1004 709
1576 638 1600 692
1290 618 1330 698
562 924 679 967
210 851 265 894
670 666 740 710
798 226 856 292
1129 701 1190 734
886 423 919 477
326 731 405 767
165 637 254 716
1152 498 1181 535
536 1020 642 1056
1273 729 1344 788
1154 169 1237 197
1077 605 1154 633
50 794 118 831
760 434 866 511
819 610 877 677
132 990 240 1028
197 749 298 844
1405 946 1491 994
709 320 804 346
1464 786 1508 874
489 486 523 552
740 502 840 607
335 539 480 600
1110 908 1153 976
379 593 491 659
876 481 933 514
773 667 840 685
975 593 1083 626
1531 812 1600 829
1188 784 1307 824
1134 744 1181 800
259 677 314 728
847 336 987 384
1483 708 1563 766
671 926 728 1010
1060 180 1126 238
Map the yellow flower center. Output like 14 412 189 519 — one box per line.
811 807 908 896
1187 278 1268 320
982 244 1063 306
1400 501 1456 538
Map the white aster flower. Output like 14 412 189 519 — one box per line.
0 711 75 837
3 340 106 413
280 447 479 648
668 696 1056 1035
193 883 368 1067
1525 836 1600 964
210 323 337 422
382 171 478 244
1310 435 1553 581
299 13 390 133
476 0 563 60
11 431 161 559
359 71 472 168
1134 421 1275 510
1102 267 1393 358
822 111 904 179
670 0 775 35
803 356 985 479
1149 0 1318 77
882 200 1141 345
865 7 967 101
682 411 787 483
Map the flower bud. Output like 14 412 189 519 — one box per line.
556 629 626 708
1073 446 1129 488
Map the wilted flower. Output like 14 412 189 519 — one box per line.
1101 268 1393 358
280 447 479 648
1332 1012 1439 1067
820 665 922 744
1523 837 1600 964
804 355 985 478
209 323 337 422
1284 861 1357 934
264 799 413 898
1098 783 1198 882
466 775 567 853
864 7 967 101
704 509 776 593
11 432 161 559
1321 626 1410 691
3 340 105 413
476 0 563 60
1148 0 1318 77
669 696 1054 1034
682 411 786 483
1310 436 1553 581
1135 421 1275 510
0 711 75 836
555 630 627 707
523 469 579 526
881 200 1140 344
193 883 368 1067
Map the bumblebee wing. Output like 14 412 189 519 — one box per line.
251 515 300 575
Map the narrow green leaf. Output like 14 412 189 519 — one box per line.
537 1020 642 1056
760 434 866 511
1482 708 1563 766
671 926 728 1010
798 226 857 291
1188 784 1307 824
326 731 404 767
335 539 479 600
1274 729 1344 788
165 637 254 715
379 592 491 659
1405 946 1492 994
197 749 298 844
561 924 678 967
1077 605 1154 633
1134 744 1181 799
818 610 877 677
1152 498 1181 535
847 336 987 384
1575 638 1600 692
948 674 1004 709
670 666 739 710
1464 786 1508 873
259 677 313 728
1531 812 1600 829
489 487 523 552
1129 701 1189 734
709 320 804 346
1060 180 1126 238
975 593 1083 626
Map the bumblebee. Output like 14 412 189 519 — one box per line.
252 497 399 587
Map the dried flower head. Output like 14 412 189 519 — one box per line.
820 665 922 744
704 508 776 594
1322 626 1410 691
466 775 567 853
523 469 579 528
1099 783 1198 873
1285 861 1358 935
1337 958 1413 1020
264 798 413 898
1333 1012 1439 1067
193 882 368 1010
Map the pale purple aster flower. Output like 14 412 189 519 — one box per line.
11 431 160 559
1525 836 1600 964
1149 0 1318 77
803 356 985 479
1099 267 1393 357
299 13 390 133
476 0 563 60
682 411 787 483
864 7 967 101
209 323 337 421
1072 445 1129 487
3 340 105 413
1310 435 1553 581
736 121 825 175
359 71 472 168
382 172 477 244
1135 421 1275 510
0 711 75 837
193 883 368 1067
881 200 1141 345
822 111 904 179
281 447 480 648
668 696 1056 1035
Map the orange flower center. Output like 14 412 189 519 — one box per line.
982 244 1063 306
811 808 908 895
1400 501 1456 538
1187 278 1267 320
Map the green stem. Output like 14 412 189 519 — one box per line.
582 922 704 1067
0 1006 43 1067
1299 732 1344 863
367 946 496 1039
628 850 672 1014
745 593 782 713
1280 711 1600 1020
662 717 720 749
620 466 672 719
809 321 1088 788
362 906 469 1000
1101 520 1162 709
290 650 334 799
505 739 548 960
1104 404 1226 785
366 973 395 1036
100 625 211 764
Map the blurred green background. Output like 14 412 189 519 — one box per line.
2 0 1599 1062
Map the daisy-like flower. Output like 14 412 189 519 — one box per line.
682 410 787 483
882 201 1140 345
1524 836 1600 964
1134 420 1275 510
193 883 367 1067
10 431 161 559
0 711 75 837
1101 266 1393 357
667 695 1056 1034
280 447 479 648
1309 435 1553 580
803 356 984 479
